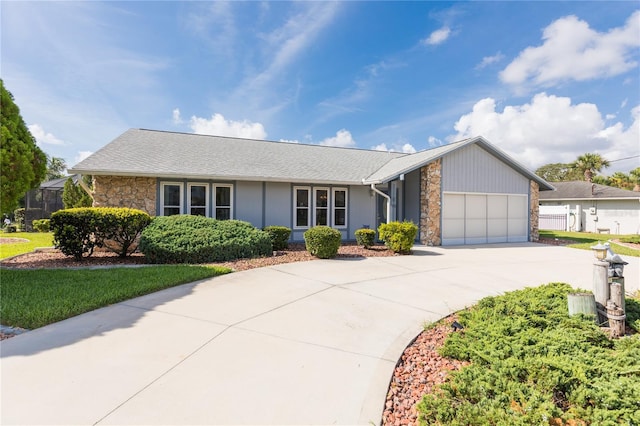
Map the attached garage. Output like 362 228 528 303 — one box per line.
441 193 528 245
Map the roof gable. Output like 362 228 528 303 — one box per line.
539 181 640 200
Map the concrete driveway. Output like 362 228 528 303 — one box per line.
1 243 638 425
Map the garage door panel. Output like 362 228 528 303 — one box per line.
442 194 465 245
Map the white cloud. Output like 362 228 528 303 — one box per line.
422 26 451 46
476 52 505 70
319 129 356 148
172 108 183 124
189 113 267 140
74 151 93 165
371 142 417 153
28 124 66 146
500 11 640 88
450 92 640 172
279 138 299 144
427 136 444 148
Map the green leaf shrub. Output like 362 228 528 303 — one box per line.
355 228 376 249
378 221 417 254
304 226 341 259
51 208 100 259
139 215 272 264
417 283 640 425
263 225 291 250
13 208 25 231
51 207 152 259
32 219 50 232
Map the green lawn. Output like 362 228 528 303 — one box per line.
0 232 54 259
0 265 231 329
540 230 640 257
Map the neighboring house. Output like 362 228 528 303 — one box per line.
539 181 640 235
23 175 79 230
69 129 553 246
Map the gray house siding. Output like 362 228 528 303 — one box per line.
264 182 292 228
235 181 264 228
403 169 421 227
349 185 376 236
442 144 529 194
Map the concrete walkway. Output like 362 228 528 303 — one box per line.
1 243 638 425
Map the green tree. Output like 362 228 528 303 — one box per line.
608 171 633 190
570 153 610 183
535 163 582 182
62 176 92 208
0 79 47 213
629 167 640 191
46 156 67 180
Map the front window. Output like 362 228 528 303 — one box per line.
294 187 310 228
314 188 329 226
188 183 208 216
161 182 183 216
332 188 347 228
214 184 233 220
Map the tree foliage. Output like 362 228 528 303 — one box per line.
62 176 93 208
535 163 582 182
570 153 610 183
0 79 47 214
46 156 67 180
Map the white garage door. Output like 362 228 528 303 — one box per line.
442 193 528 245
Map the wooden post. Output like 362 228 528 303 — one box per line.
606 300 625 338
567 293 597 322
610 278 625 312
592 260 609 325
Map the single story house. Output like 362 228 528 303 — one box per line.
69 129 553 246
539 181 640 235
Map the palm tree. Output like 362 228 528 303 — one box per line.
630 167 640 192
570 153 610 183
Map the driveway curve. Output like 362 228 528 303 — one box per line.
2 243 638 425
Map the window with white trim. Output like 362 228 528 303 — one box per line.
314 187 329 226
214 184 233 220
294 186 310 229
160 182 183 216
332 188 347 228
188 183 209 216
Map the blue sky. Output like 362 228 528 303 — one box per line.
2 1 639 174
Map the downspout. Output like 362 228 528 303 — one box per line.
77 175 94 202
370 183 391 224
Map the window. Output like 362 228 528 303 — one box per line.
188 183 208 216
160 182 183 216
332 188 347 228
294 186 310 228
314 188 329 226
214 184 233 220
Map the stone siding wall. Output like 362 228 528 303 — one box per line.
529 180 539 242
420 160 442 246
92 176 157 216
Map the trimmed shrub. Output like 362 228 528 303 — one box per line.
50 208 100 259
304 226 341 259
263 225 291 250
13 208 25 231
378 221 418 254
32 219 51 233
139 215 272 264
96 208 152 257
355 228 376 249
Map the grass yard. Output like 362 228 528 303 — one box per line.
0 265 231 329
0 232 54 259
418 283 640 425
540 230 640 257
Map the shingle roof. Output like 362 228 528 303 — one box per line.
70 129 404 185
69 129 552 189
539 181 640 200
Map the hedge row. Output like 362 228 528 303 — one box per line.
50 207 151 259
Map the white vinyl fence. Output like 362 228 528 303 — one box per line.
539 205 570 231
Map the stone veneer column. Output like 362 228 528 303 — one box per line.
529 180 539 242
420 159 442 246
92 176 157 216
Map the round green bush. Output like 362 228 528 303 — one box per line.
378 221 418 254
304 226 341 259
32 219 51 232
139 215 272 264
355 228 376 249
263 225 291 250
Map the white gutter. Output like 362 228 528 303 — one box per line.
77 175 94 201
370 183 391 224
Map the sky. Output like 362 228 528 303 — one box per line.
2 1 639 175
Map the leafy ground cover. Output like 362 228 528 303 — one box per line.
0 232 54 259
0 266 230 329
539 230 639 257
417 283 640 425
